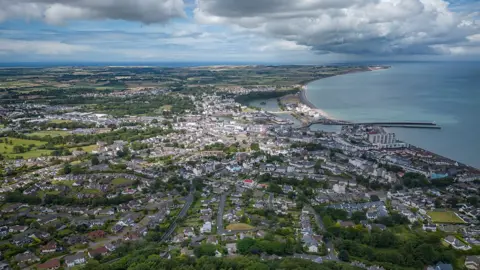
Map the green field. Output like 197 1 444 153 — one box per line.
0 137 51 159
112 177 133 186
69 144 98 153
49 119 73 124
427 211 466 224
226 223 255 231
28 130 70 137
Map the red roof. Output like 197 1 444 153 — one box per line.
244 179 253 183
89 246 109 257
37 259 60 269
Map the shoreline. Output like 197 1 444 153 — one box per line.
298 66 391 120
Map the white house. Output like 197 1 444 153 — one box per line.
200 222 212 234
64 253 86 268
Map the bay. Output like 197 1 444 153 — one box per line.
305 62 480 168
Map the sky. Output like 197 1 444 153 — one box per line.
0 0 479 63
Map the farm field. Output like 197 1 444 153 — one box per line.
226 223 255 231
112 177 133 186
69 144 98 153
0 137 51 159
427 211 466 224
28 130 70 137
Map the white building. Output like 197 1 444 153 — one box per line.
368 132 395 145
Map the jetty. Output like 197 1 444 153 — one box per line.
300 120 441 129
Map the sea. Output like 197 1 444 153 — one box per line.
304 61 480 168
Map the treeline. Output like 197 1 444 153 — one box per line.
332 227 457 269
7 127 174 146
236 237 296 256
402 172 454 188
234 89 300 105
24 121 96 130
290 142 325 151
81 241 361 270
92 94 194 117
5 191 134 207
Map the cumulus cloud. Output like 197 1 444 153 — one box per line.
0 0 186 24
195 0 479 55
0 39 91 55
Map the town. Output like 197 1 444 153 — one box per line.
0 65 479 270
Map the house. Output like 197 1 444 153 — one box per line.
226 243 237 255
37 258 60 270
423 223 437 232
111 224 124 234
63 235 89 246
88 230 106 240
9 225 28 233
11 234 33 246
124 232 141 241
183 227 195 237
200 221 212 234
14 251 39 264
180 247 194 257
465 256 480 270
302 234 319 253
206 235 218 245
64 252 86 268
0 262 10 270
444 235 471 251
243 179 255 188
40 241 57 254
88 246 109 258
434 262 453 270
339 221 355 228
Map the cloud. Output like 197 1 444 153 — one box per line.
0 0 186 24
0 39 91 55
195 0 479 55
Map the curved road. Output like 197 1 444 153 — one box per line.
161 185 195 242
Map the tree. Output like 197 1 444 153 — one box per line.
63 163 72 175
237 238 256 254
91 155 100 166
467 196 479 206
446 197 458 208
194 244 216 258
351 211 366 224
250 143 260 151
339 250 350 262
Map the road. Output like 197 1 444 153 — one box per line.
161 184 195 242
217 192 227 235
306 205 338 261
268 192 274 210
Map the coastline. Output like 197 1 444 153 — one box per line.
298 66 390 120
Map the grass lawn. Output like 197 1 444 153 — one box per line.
427 210 466 224
49 119 73 124
0 137 51 159
112 177 133 186
53 180 75 187
69 144 98 153
28 130 70 137
226 223 255 231
83 189 101 194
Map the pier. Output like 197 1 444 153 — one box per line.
300 119 440 129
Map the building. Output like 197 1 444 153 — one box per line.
64 253 86 268
444 235 471 251
368 132 395 145
465 256 480 270
88 246 109 258
37 259 60 270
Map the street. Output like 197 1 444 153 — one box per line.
307 205 338 261
216 192 227 235
160 186 194 242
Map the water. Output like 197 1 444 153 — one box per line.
305 62 480 168
248 98 302 127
